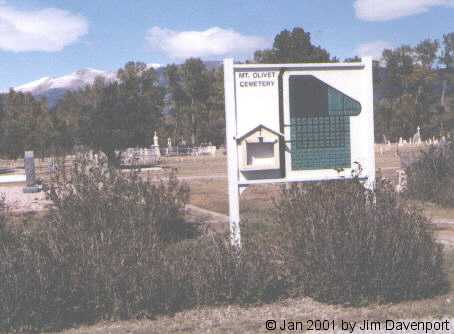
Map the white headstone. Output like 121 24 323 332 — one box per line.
153 131 159 147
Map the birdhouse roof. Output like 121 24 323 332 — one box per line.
236 124 284 142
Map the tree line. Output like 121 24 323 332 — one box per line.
0 60 224 160
375 34 454 141
0 27 453 159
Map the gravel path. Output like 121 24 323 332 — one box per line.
0 185 50 212
3 184 454 249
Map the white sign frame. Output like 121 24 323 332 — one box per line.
224 58 375 248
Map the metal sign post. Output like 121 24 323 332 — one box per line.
223 58 375 248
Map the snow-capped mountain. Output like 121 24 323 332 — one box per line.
13 68 118 107
11 62 225 108
15 68 117 95
13 64 165 107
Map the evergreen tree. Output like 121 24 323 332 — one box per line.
415 39 439 69
0 90 52 158
254 27 332 63
180 58 210 145
440 33 454 68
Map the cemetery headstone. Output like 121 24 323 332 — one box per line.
413 126 422 145
153 131 159 147
23 151 41 193
396 169 407 193
152 131 161 158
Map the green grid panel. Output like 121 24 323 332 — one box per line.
327 87 361 116
291 147 351 170
288 75 361 171
290 117 351 170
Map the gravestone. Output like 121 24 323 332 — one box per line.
396 169 407 193
153 131 159 147
412 126 422 145
23 151 41 193
167 137 172 155
151 131 161 158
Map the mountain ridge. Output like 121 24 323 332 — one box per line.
11 61 222 107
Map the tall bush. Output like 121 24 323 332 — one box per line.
406 141 454 206
143 232 288 314
273 180 447 305
0 195 7 240
46 154 193 243
0 155 194 330
0 155 286 331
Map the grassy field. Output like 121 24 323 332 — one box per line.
161 155 227 177
0 144 429 216
164 152 454 221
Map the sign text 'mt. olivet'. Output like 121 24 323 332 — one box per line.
238 71 276 88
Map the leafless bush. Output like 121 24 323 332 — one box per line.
272 179 447 305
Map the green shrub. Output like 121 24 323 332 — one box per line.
151 229 289 313
0 155 287 332
0 157 449 331
0 195 7 240
406 141 454 206
46 154 194 243
0 155 195 331
272 179 447 305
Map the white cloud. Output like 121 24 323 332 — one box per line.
146 26 268 59
354 0 454 21
356 41 392 60
0 3 88 52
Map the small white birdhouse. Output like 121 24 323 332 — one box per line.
236 124 283 171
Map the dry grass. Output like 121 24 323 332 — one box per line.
161 155 227 177
418 201 454 221
187 179 228 214
187 178 279 218
179 154 454 223
0 146 433 216
53 249 454 334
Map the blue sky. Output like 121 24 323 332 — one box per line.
1 0 454 91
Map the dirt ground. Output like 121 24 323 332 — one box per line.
0 183 50 213
55 301 454 334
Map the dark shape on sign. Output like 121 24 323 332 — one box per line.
288 75 361 170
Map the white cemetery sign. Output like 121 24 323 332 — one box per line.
223 58 375 247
